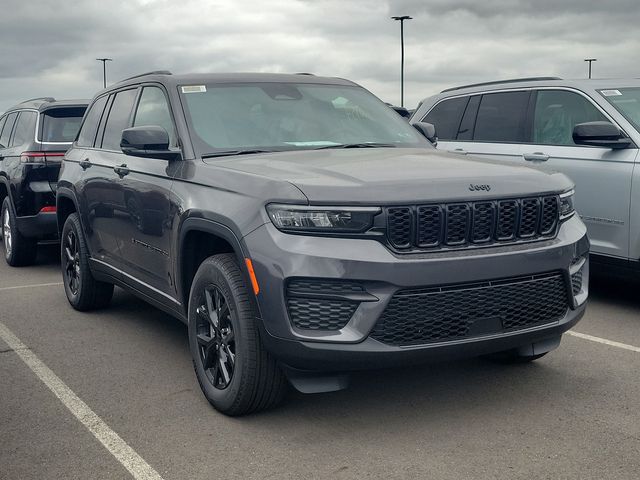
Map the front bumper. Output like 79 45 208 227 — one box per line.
243 214 589 371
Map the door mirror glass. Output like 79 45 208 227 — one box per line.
121 126 180 160
412 121 438 145
572 121 632 150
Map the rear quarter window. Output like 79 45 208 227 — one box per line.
39 107 87 143
422 97 468 141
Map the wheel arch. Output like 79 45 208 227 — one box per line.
56 187 79 235
178 218 254 313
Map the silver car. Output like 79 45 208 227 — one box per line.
412 78 640 272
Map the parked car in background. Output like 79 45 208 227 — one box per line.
411 78 640 275
0 97 88 266
57 71 588 415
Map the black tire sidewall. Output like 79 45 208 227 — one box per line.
1 198 12 263
188 257 254 413
61 214 87 307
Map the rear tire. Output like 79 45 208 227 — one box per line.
1 197 38 267
61 213 113 311
188 254 287 416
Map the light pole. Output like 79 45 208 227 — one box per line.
391 15 412 107
584 58 597 79
96 58 113 88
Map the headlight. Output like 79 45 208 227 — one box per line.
559 190 575 219
266 204 380 233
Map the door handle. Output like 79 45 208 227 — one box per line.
79 158 91 170
450 148 468 155
114 164 130 177
523 152 549 162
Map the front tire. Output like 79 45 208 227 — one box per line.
61 213 114 311
188 254 287 416
1 197 37 267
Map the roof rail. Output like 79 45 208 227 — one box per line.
19 97 55 104
117 70 173 83
441 77 562 93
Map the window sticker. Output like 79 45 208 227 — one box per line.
181 85 207 93
600 89 622 97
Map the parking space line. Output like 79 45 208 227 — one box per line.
568 330 640 353
0 282 63 292
0 321 165 480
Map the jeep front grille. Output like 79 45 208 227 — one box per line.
386 195 559 251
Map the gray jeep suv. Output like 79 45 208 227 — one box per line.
57 71 589 415
412 77 640 274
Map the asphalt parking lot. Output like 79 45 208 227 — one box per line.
1 246 639 480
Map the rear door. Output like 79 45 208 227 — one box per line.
76 89 138 268
525 89 636 259
423 92 530 163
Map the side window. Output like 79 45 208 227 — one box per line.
0 117 7 148
422 97 468 141
100 89 138 151
474 91 530 143
0 113 18 149
133 87 176 145
10 111 38 147
77 96 108 147
533 90 608 146
456 95 481 141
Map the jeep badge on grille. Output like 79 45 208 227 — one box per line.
469 184 491 192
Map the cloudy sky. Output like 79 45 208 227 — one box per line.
0 0 638 112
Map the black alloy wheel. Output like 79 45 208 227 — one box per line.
63 228 81 296
196 286 236 389
61 213 114 311
188 254 287 415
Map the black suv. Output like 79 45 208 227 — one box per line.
57 71 589 415
0 97 87 266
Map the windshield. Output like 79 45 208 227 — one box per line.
39 106 87 143
599 88 640 131
179 82 427 155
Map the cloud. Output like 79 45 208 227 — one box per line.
0 0 638 112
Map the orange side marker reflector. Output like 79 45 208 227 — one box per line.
245 258 260 295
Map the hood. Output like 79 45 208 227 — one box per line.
205 148 572 204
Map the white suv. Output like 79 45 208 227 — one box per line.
411 78 640 273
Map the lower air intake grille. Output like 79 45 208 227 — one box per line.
287 298 357 330
370 272 570 346
286 279 362 331
571 270 583 296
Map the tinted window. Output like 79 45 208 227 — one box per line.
422 97 468 141
101 89 138 150
40 107 87 143
0 113 18 148
456 95 481 141
10 111 37 147
534 90 608 146
474 91 530 142
133 87 175 145
77 96 108 147
0 117 7 148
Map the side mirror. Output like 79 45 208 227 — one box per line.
412 121 438 145
572 121 632 150
120 126 181 161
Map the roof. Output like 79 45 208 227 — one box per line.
5 97 89 113
435 78 640 98
109 71 358 90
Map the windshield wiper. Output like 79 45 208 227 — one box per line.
202 149 274 158
313 142 398 150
